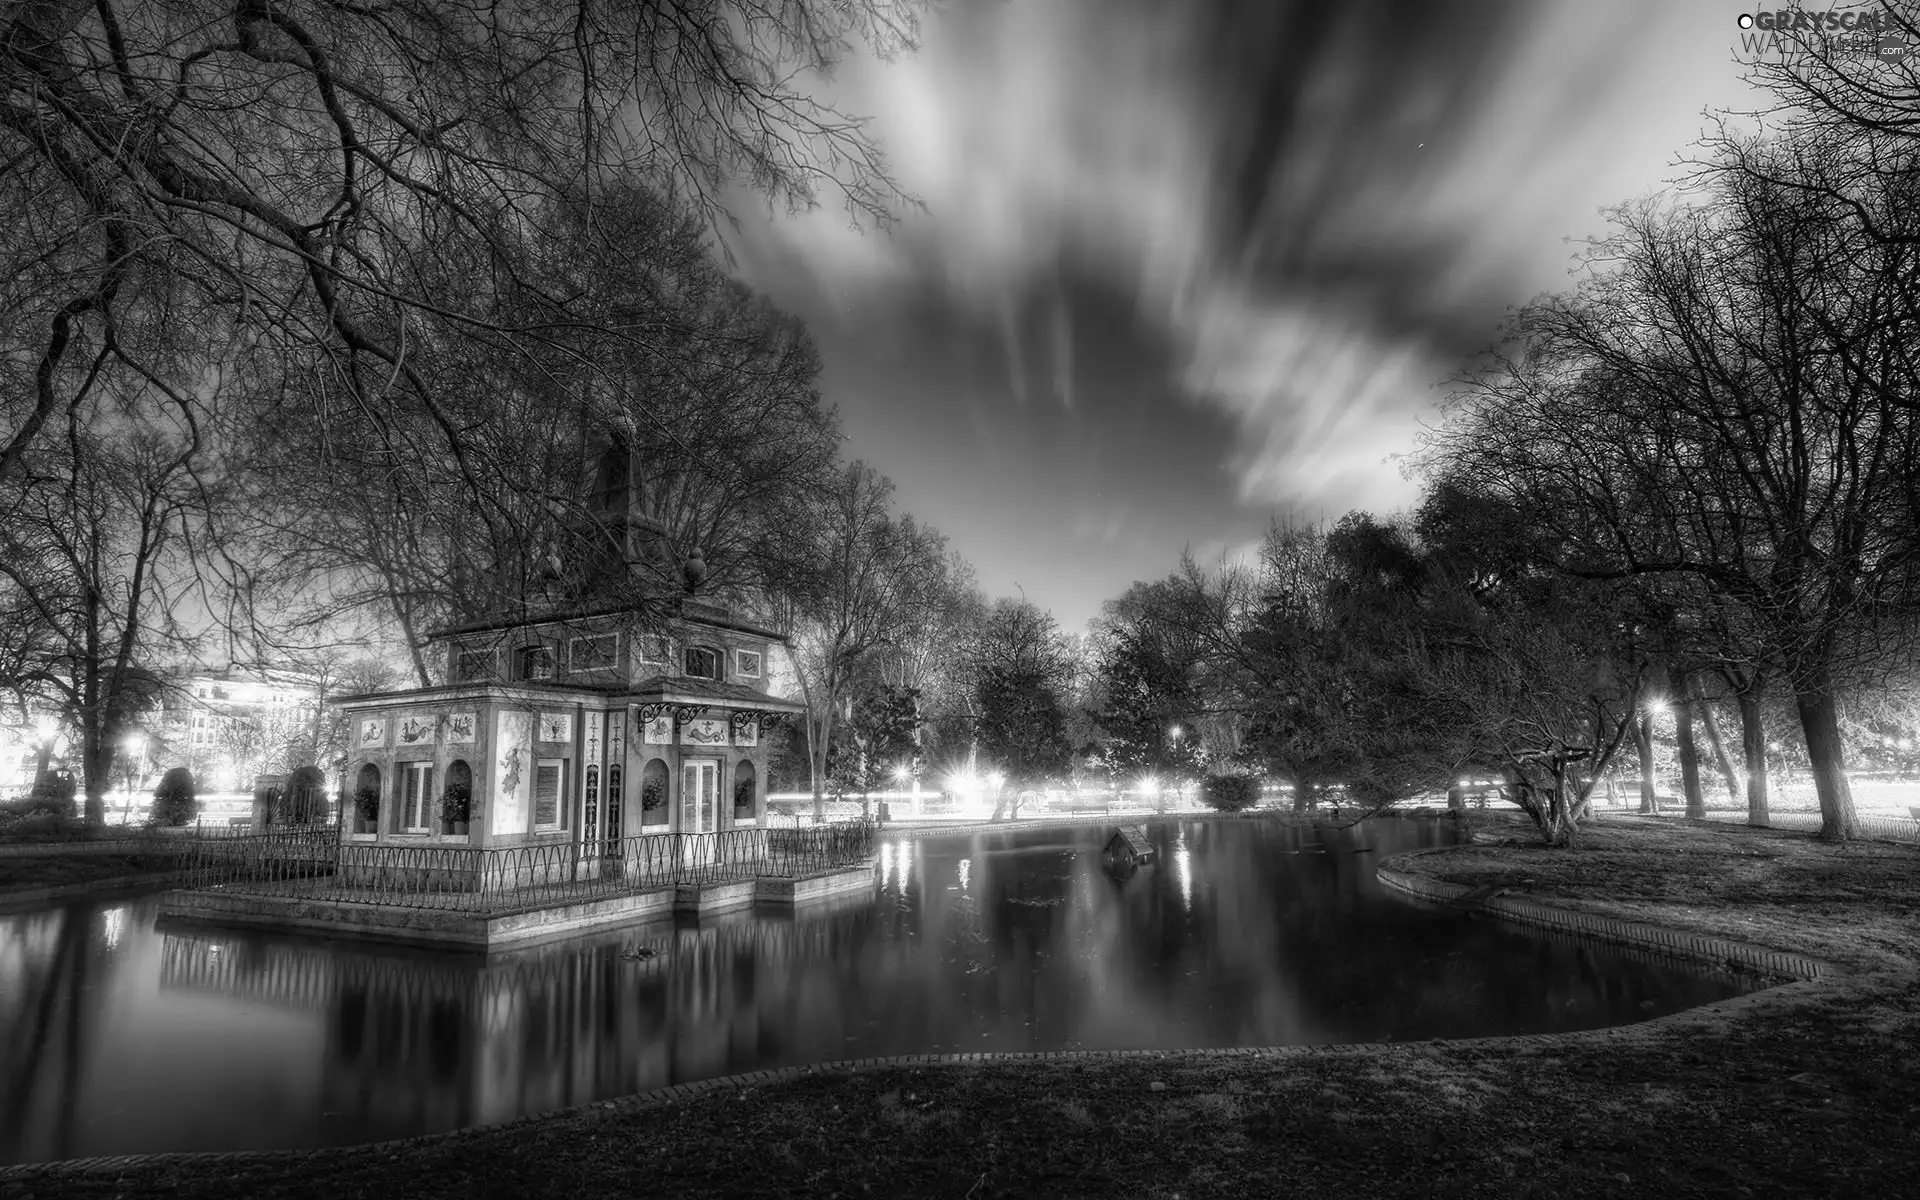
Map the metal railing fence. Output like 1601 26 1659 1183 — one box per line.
177 819 878 914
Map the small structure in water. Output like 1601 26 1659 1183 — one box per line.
1106 825 1156 867
161 432 876 949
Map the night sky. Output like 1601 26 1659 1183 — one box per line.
727 0 1765 633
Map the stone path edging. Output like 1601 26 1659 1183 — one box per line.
0 1043 1570 1181
1375 847 1828 982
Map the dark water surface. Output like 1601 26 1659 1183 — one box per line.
0 818 1757 1164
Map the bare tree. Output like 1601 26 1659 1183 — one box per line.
965 597 1075 820
1425 134 1920 840
0 372 225 821
229 180 843 679
0 0 923 490
776 463 951 822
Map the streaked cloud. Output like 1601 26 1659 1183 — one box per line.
725 0 1760 629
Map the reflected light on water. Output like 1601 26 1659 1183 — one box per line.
0 821 1763 1167
878 841 895 890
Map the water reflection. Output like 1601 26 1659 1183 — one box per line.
0 819 1756 1164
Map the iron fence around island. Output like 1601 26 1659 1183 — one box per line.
175 819 879 915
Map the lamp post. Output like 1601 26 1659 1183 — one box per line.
121 733 147 824
1168 725 1184 811
31 716 57 793
892 763 915 821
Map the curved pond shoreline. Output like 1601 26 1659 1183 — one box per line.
1376 847 1831 983
5 813 1916 1199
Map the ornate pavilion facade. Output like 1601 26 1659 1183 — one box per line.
328 434 805 852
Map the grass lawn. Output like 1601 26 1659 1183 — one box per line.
0 853 182 893
4 813 1917 1198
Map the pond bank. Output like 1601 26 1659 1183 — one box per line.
0 853 184 906
3 813 1915 1199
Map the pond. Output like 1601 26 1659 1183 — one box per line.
0 817 1758 1165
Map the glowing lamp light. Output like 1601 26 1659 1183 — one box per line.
36 716 57 743
892 763 912 784
1139 775 1160 796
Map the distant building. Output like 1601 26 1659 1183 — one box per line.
155 666 324 790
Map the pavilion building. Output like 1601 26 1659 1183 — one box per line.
327 433 806 852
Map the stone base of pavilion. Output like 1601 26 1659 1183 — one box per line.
157 863 876 952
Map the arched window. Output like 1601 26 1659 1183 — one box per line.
683 644 721 680
353 763 381 835
443 760 473 834
520 644 555 681
732 760 758 821
641 758 669 827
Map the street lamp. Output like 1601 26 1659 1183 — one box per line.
1168 725 1188 807
31 715 58 790
121 733 147 822
893 762 921 818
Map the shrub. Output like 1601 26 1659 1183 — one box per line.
0 808 79 839
23 770 78 817
1200 774 1261 813
2 776 84 839
149 767 198 827
440 781 472 825
285 765 328 824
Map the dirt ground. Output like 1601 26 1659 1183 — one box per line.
3 813 1917 1199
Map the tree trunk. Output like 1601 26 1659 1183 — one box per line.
808 698 836 825
1738 680 1770 827
1690 678 1744 802
1633 714 1659 813
1671 668 1705 819
1794 666 1860 842
80 721 111 826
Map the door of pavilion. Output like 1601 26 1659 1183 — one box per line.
680 758 719 876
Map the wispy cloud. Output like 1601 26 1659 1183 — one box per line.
726 0 1757 623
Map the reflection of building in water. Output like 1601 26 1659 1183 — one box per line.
156 902 879 1141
